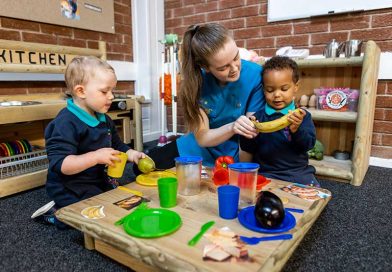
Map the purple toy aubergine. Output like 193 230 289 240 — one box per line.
254 191 285 228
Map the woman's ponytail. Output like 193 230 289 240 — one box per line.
179 23 229 132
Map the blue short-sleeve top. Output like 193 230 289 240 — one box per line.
177 59 264 166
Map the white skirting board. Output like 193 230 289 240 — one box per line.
369 157 392 169
143 131 163 143
143 131 185 143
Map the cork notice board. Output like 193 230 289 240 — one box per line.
0 0 114 33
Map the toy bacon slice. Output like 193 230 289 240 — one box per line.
251 108 302 133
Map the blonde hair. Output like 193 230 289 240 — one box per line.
65 56 115 95
180 23 231 132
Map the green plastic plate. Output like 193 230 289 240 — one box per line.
119 208 182 238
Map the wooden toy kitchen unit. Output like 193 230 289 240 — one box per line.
0 39 144 197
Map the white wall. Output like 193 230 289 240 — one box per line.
131 0 165 142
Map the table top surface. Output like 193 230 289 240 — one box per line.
56 177 331 272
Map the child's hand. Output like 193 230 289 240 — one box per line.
126 149 146 164
288 108 306 133
93 148 122 166
232 115 258 139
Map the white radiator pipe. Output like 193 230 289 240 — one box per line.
170 46 177 135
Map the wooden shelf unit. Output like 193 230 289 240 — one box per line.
307 109 357 123
0 39 145 197
295 56 363 68
295 41 380 186
0 94 144 198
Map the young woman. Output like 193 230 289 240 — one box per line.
135 23 264 172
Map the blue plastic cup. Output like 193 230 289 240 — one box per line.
218 185 240 219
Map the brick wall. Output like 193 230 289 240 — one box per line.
164 0 392 159
0 0 134 96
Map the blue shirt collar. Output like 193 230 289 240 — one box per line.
265 100 295 116
67 98 106 127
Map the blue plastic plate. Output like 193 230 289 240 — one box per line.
238 206 296 233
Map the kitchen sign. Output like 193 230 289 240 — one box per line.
0 49 74 66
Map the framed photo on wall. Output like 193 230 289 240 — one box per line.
0 0 115 33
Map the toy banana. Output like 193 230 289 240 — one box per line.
92 208 101 218
81 205 105 219
252 108 302 133
81 206 94 217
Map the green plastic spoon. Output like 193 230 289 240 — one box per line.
188 221 215 246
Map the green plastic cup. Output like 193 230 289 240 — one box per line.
158 177 178 208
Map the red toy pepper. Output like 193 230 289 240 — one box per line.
212 156 234 186
214 156 234 170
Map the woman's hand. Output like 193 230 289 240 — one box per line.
232 115 258 138
288 108 306 133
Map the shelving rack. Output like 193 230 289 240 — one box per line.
295 41 380 186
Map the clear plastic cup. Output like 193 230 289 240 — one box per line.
175 156 202 196
228 162 260 207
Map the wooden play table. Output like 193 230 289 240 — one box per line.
56 178 331 272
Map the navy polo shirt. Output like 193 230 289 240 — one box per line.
240 105 316 184
45 99 130 203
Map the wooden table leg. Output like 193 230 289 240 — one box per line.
84 233 95 250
